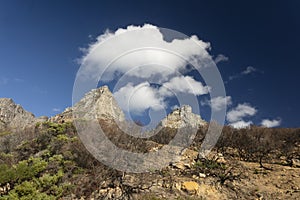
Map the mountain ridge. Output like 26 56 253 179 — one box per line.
1 86 207 132
50 85 206 130
0 98 48 131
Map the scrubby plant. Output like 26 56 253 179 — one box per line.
0 152 15 165
0 154 73 199
0 164 15 185
5 180 54 200
0 157 47 185
0 131 11 137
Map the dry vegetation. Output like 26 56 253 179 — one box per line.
0 120 299 199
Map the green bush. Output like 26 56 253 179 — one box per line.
38 122 75 136
0 152 15 165
0 164 15 184
4 180 56 200
0 131 11 137
15 157 48 183
0 157 47 185
194 159 225 170
0 154 71 199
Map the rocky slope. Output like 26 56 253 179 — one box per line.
160 105 206 129
0 87 299 199
52 86 206 131
51 86 125 123
1 85 207 133
1 120 299 199
0 98 47 131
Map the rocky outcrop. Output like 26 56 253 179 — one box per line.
0 98 45 131
170 148 199 170
160 105 206 129
51 87 207 130
73 86 125 122
49 107 73 123
50 85 125 123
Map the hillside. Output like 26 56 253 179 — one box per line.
0 86 299 199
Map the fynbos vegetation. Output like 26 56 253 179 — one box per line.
0 120 299 199
0 90 299 199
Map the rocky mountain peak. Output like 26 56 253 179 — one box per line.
51 85 125 123
73 85 125 122
0 98 38 131
52 87 206 129
160 105 206 129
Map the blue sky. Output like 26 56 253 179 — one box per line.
0 0 299 127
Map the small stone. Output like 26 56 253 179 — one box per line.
216 153 226 164
199 173 206 178
175 183 181 190
291 159 300 168
172 161 187 170
181 181 199 195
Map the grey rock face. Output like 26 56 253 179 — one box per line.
160 105 206 129
50 107 73 123
51 87 206 130
0 98 37 131
51 85 125 123
74 85 125 122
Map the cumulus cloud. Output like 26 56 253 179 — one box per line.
79 24 212 82
229 120 253 129
261 119 281 128
114 82 165 115
114 75 209 114
211 96 232 111
159 76 210 97
227 103 257 122
201 96 232 111
77 24 220 115
214 54 229 64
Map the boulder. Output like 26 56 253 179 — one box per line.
181 181 199 195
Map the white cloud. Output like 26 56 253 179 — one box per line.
159 76 210 97
52 108 61 112
114 75 209 114
241 66 256 75
201 96 232 111
78 24 212 82
211 96 232 111
228 66 258 81
214 54 229 64
114 82 165 115
261 119 281 128
78 24 219 114
227 103 257 122
229 120 252 129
